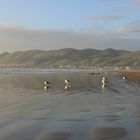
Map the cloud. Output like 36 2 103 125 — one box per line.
116 21 140 37
81 15 123 20
133 0 140 3
130 0 140 11
0 23 139 53
0 23 29 30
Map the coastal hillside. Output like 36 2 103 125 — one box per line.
0 48 139 68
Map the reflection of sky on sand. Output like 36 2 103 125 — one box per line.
0 72 102 93
0 70 140 140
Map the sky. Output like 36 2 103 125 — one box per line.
0 0 140 53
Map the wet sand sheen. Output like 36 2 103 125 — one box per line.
38 132 72 140
94 127 127 140
0 70 140 140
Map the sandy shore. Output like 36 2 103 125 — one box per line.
0 71 140 140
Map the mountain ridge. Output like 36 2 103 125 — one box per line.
0 48 139 68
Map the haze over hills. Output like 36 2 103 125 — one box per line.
0 48 139 68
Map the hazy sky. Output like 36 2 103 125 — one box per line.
0 0 140 53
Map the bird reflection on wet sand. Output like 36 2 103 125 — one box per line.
64 84 71 92
44 85 50 91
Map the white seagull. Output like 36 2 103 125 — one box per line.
44 81 51 85
102 77 106 88
65 79 71 85
122 76 126 80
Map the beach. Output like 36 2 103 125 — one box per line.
0 69 140 140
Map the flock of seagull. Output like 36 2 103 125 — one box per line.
43 75 126 91
44 79 71 92
101 75 126 88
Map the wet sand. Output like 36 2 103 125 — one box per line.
119 70 140 84
0 70 140 140
94 127 127 140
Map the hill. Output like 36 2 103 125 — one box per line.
0 48 139 68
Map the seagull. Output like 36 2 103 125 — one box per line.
122 76 126 80
102 77 106 83
102 77 106 88
44 81 51 85
65 79 71 85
